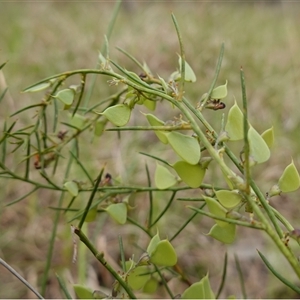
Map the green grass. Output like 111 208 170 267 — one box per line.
1 2 300 298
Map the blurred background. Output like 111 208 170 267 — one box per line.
1 1 300 298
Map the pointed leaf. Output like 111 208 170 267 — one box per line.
225 102 244 141
261 126 274 149
142 277 158 294
181 274 215 299
149 239 177 266
203 196 228 227
143 99 156 111
127 265 150 290
144 113 168 144
54 89 75 106
98 104 131 127
278 160 300 193
147 231 161 255
207 223 236 244
154 163 177 190
173 161 205 188
64 181 79 197
215 190 243 209
158 75 169 94
84 207 98 223
105 203 127 224
166 132 200 165
73 284 94 299
23 82 52 93
248 126 270 164
68 113 87 130
178 55 197 82
94 120 105 137
211 80 228 99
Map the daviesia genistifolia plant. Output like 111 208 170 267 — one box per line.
1 7 300 299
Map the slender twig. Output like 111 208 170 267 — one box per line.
0 258 44 299
73 226 136 299
150 191 176 228
257 250 300 294
55 273 72 299
171 13 185 101
216 252 228 299
118 236 126 272
234 254 247 299
145 163 153 227
41 141 75 296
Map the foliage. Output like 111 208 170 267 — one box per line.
1 2 300 299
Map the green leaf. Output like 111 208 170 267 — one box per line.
215 190 243 209
127 265 151 290
84 207 97 223
181 274 215 299
154 163 177 190
68 113 87 130
261 126 274 149
64 181 79 197
173 161 206 188
73 284 94 299
178 55 197 82
278 160 300 193
149 239 177 266
207 223 236 244
105 203 127 224
158 75 169 93
94 120 105 137
248 126 270 164
203 196 228 227
166 132 200 165
23 81 52 93
144 113 168 144
211 80 228 99
143 99 156 111
147 231 161 255
54 89 75 106
98 104 131 127
142 277 158 294
225 102 244 141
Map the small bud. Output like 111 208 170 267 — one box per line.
267 184 281 198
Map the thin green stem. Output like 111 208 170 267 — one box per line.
41 141 75 296
106 125 192 131
234 254 247 299
74 226 136 299
199 43 224 110
118 236 126 272
55 273 72 299
170 209 200 242
240 67 250 195
77 168 105 228
171 13 185 101
154 265 174 299
6 186 39 206
216 252 228 299
188 206 264 230
150 191 176 228
257 250 300 294
127 216 153 238
145 163 153 227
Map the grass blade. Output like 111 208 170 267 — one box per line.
257 250 300 294
234 254 247 299
55 273 72 299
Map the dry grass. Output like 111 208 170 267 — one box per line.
1 1 300 298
